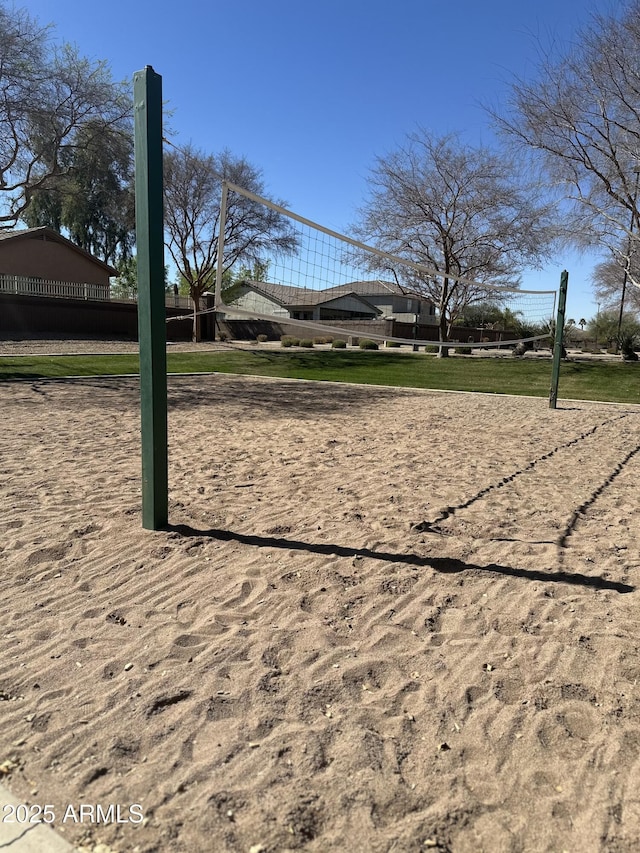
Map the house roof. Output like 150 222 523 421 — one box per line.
323 280 432 303
243 281 318 306
0 227 118 275
243 281 382 313
324 280 400 297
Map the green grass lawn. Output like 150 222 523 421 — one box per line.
0 348 639 405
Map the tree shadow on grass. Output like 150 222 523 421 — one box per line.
168 523 634 594
231 348 414 369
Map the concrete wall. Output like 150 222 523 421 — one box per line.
218 317 517 346
0 294 200 341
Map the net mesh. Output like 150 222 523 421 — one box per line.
214 182 557 349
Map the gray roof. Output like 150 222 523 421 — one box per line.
324 280 431 302
241 278 432 306
323 280 401 297
243 281 381 312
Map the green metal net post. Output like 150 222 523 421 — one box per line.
549 270 569 410
134 66 168 529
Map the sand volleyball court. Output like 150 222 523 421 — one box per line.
1 372 640 852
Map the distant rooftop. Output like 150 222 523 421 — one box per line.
240 279 431 307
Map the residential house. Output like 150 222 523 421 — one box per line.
0 227 116 299
224 279 437 324
322 281 437 324
224 281 383 321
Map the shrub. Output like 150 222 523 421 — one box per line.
359 339 379 350
256 334 268 343
218 331 228 342
620 333 639 361
332 339 347 348
299 339 314 348
425 345 439 354
512 341 533 358
455 346 472 355
386 340 401 348
313 336 332 345
281 335 299 348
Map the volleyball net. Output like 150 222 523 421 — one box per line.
213 181 557 349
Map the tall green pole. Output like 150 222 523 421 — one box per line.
549 270 569 410
134 66 168 529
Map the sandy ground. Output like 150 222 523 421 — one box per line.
0 337 225 356
1 360 640 852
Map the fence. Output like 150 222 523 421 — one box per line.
0 274 194 309
0 274 111 301
111 288 193 310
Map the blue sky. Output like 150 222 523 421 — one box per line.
26 0 617 321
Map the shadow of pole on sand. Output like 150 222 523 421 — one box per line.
168 524 634 594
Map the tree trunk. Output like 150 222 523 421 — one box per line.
437 313 449 358
191 295 201 343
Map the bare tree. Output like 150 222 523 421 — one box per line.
592 249 640 315
352 130 558 353
494 1 640 298
0 3 132 226
163 144 298 341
